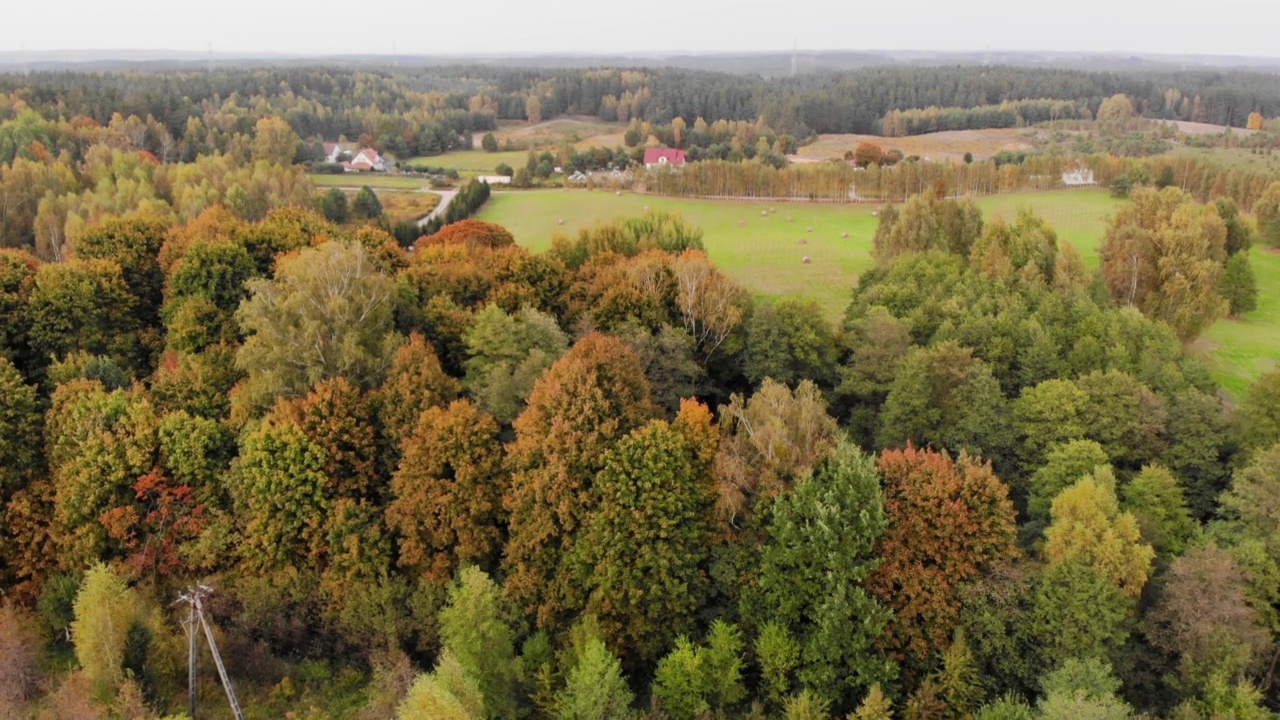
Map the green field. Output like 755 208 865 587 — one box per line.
309 173 429 190
479 189 1122 321
405 149 530 176
1200 248 1280 397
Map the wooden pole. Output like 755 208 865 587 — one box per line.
194 589 245 720
188 600 197 720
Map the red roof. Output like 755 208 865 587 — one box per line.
643 148 686 166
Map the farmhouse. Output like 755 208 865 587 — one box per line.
322 142 343 163
342 147 388 172
1062 167 1097 186
644 148 687 169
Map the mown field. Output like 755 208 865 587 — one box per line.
309 173 428 190
479 187 1277 397
793 128 1041 163
479 189 1122 320
405 118 628 175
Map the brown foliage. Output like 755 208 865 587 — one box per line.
714 379 839 525
273 376 384 499
419 218 515 251
0 602 42 713
502 333 657 628
388 399 506 581
869 445 1018 667
377 333 461 446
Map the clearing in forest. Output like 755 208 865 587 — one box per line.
793 128 1041 163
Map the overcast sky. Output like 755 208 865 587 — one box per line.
2 0 1278 58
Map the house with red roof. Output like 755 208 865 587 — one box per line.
643 147 687 169
341 147 388 172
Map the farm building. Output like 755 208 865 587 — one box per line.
644 148 687 169
1062 167 1097 186
341 147 388 172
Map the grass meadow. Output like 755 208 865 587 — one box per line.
479 189 1122 320
309 174 428 190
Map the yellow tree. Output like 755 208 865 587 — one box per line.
1043 467 1155 597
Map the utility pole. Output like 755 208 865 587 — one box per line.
177 585 245 720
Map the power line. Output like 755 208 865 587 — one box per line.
175 585 245 720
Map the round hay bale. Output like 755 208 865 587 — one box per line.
872 211 879 217
643 205 649 211
786 216 793 222
799 239 808 245
761 210 768 216
557 218 564 225
840 232 849 238
770 207 776 213
616 190 622 196
806 226 813 232
738 220 745 227
802 256 811 264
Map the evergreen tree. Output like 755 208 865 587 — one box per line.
1220 252 1258 316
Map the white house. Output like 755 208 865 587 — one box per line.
1062 168 1097 186
323 142 343 164
342 147 388 172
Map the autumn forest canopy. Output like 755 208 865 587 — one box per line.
1 60 1280 720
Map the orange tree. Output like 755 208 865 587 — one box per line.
868 445 1018 674
501 333 656 630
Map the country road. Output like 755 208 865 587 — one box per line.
419 188 459 227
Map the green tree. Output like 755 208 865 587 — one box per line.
1255 181 1280 248
555 638 634 720
934 631 983 718
757 621 801 708
744 299 840 389
463 304 569 424
1025 440 1110 526
1220 252 1258 316
353 185 383 219
1075 370 1167 472
235 240 402 414
1235 372 1280 455
398 651 486 720
438 567 519 719
1009 379 1088 480
1120 465 1197 557
481 133 499 153
744 441 896 708
74 217 168 330
836 306 913 446
320 188 350 223
575 403 717 666
161 239 259 352
652 621 746 720
1025 559 1133 678
0 358 40 502
878 342 1012 477
26 258 140 374
1213 198 1253 255
1218 443 1280 557
230 420 330 570
1036 658 1133 720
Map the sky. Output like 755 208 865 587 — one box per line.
2 0 1278 58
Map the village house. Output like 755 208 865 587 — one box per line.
343 147 388 172
643 147 687 169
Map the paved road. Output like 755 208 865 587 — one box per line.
419 189 459 228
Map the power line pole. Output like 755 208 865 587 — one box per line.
177 585 245 720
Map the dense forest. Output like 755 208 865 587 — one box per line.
1 61 1280 720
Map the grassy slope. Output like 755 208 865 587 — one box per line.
1200 248 1280 397
480 189 1121 321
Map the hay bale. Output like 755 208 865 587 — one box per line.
643 205 649 211
802 256 811 264
770 207 776 213
761 210 768 216
557 218 564 225
840 232 849 238
806 226 813 232
615 190 622 196
738 220 745 227
786 216 793 222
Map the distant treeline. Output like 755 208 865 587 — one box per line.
4 64 1280 147
648 153 1280 209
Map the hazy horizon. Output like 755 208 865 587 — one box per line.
3 0 1278 59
